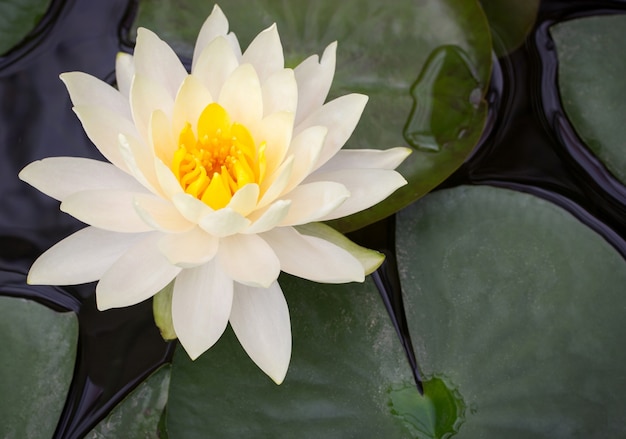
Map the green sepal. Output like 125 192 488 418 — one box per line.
153 281 177 341
296 222 385 275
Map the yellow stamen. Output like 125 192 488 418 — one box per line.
170 103 266 210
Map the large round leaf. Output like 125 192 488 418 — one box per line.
397 185 626 437
165 275 458 438
0 0 50 55
85 365 170 439
478 0 539 55
0 296 78 438
134 0 493 231
551 15 626 184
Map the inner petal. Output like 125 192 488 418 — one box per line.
170 102 266 210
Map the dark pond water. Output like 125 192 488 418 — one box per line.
1 0 626 437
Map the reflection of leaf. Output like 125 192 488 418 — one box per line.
551 15 626 184
0 296 77 438
479 0 539 55
398 185 626 437
134 0 493 231
85 365 170 439
0 0 50 55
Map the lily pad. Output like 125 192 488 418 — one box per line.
166 275 434 438
397 185 626 437
134 0 493 231
478 0 539 55
0 296 78 438
0 0 50 55
85 365 170 439
551 15 626 184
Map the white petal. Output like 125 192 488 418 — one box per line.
256 111 293 178
218 63 263 128
173 261 233 360
192 36 239 100
130 74 174 144
261 68 297 116
72 105 139 172
172 192 212 223
134 28 187 99
241 24 283 84
118 133 161 195
97 233 181 310
225 32 242 59
317 147 412 172
262 226 365 283
230 281 291 384
155 158 184 200
244 199 291 234
295 94 368 170
61 190 154 233
115 52 135 98
158 227 218 268
258 155 294 208
192 4 230 71
149 110 177 169
227 183 259 217
133 193 194 233
294 41 336 125
19 157 144 202
282 125 327 194
217 234 279 287
172 75 213 137
199 208 250 237
296 222 384 275
60 72 131 120
27 227 142 285
278 181 349 226
304 169 407 220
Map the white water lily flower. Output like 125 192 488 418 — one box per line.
19 5 409 384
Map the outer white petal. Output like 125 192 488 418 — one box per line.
96 233 182 310
199 208 250 237
230 281 291 384
192 4 230 70
295 94 368 170
60 72 131 119
244 200 291 235
27 227 142 285
61 190 154 233
282 125 326 194
172 75 213 137
115 52 135 98
192 36 239 101
241 24 283 84
118 133 161 195
158 227 218 268
217 234 280 288
72 105 139 173
262 226 365 283
317 147 412 172
294 41 336 125
172 260 234 360
218 63 263 129
133 193 195 233
134 28 187 99
261 68 297 116
227 183 259 217
277 181 349 226
303 169 407 221
225 32 242 59
130 75 175 144
19 157 144 202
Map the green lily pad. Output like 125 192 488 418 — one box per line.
551 15 626 184
166 275 448 438
397 185 626 437
478 0 539 55
135 0 493 231
85 365 171 439
0 0 50 56
0 296 78 438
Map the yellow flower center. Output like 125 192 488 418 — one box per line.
171 102 266 210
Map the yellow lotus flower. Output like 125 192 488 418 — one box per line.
19 5 409 384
